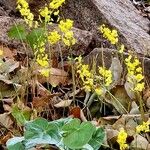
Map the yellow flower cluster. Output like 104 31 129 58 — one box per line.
62 31 76 46
117 128 128 150
49 0 65 9
125 55 144 92
48 30 61 44
39 6 52 23
75 56 112 95
75 56 94 92
99 24 118 45
98 67 112 87
136 121 150 133
99 24 125 53
16 0 34 27
39 0 65 23
36 53 50 77
33 39 50 77
36 53 49 67
59 19 73 32
59 19 76 46
39 68 51 77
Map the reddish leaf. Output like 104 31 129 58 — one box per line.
70 106 81 119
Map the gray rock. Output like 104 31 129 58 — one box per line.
0 7 8 16
0 16 25 52
61 0 150 56
0 16 93 56
0 0 17 12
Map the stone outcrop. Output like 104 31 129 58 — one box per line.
61 0 150 56
0 16 93 56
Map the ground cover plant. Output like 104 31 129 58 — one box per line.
0 0 150 150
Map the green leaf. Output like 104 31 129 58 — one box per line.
52 117 73 129
8 24 27 40
11 105 30 125
82 144 94 150
26 28 45 49
6 137 25 150
88 128 105 150
24 118 61 149
62 119 95 149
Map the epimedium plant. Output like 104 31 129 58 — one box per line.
8 0 76 77
6 117 105 150
5 1 148 150
73 24 147 150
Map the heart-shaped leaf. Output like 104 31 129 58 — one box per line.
8 24 27 40
12 105 31 125
6 137 25 150
62 118 95 149
88 128 105 150
26 28 45 49
24 118 61 149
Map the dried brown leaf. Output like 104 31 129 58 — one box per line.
38 68 68 86
0 113 13 128
54 100 72 108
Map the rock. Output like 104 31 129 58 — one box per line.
49 24 94 56
61 0 150 56
84 48 150 84
0 0 48 18
144 6 150 13
0 16 93 56
130 134 149 150
0 16 25 52
146 97 150 109
0 7 8 16
0 0 48 16
28 0 48 17
0 0 17 12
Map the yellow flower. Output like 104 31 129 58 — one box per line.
75 56 112 94
119 44 125 53
99 24 118 45
134 82 145 92
36 54 49 67
135 74 144 82
64 31 74 39
84 85 92 92
58 19 76 46
54 10 59 15
62 38 70 46
49 0 65 9
39 6 51 22
59 19 73 33
136 121 150 133
99 67 112 87
75 56 94 92
136 67 142 73
39 47 45 53
48 30 61 45
17 0 34 27
125 55 144 92
62 31 76 46
39 68 50 77
117 128 128 150
95 88 102 95
0 49 3 56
